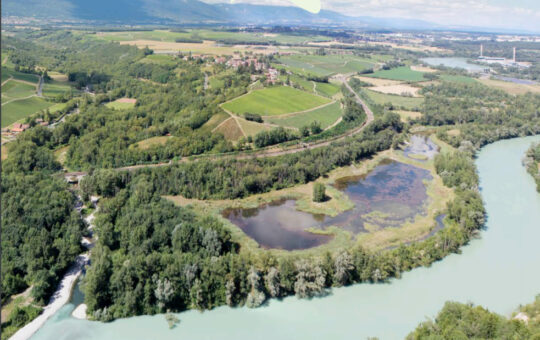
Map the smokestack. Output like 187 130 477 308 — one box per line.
513 47 516 62
480 44 483 57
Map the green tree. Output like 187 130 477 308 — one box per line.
313 183 326 202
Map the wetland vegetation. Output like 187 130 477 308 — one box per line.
1 23 540 339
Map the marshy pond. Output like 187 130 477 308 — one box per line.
223 160 432 250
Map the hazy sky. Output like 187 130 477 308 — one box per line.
207 0 540 32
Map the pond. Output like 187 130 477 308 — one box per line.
421 57 486 72
30 135 540 340
223 160 432 250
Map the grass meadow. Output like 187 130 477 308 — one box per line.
365 66 426 82
267 101 343 129
1 97 54 127
222 86 331 116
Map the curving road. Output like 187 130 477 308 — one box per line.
62 75 374 177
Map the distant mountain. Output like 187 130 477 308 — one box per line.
1 0 438 30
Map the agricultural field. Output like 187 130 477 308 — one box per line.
368 84 421 97
363 88 424 110
1 66 40 83
267 101 343 129
222 86 331 117
356 76 403 87
200 111 230 133
365 66 426 82
478 78 540 95
439 74 477 84
1 96 54 127
237 118 273 137
277 54 376 77
42 80 74 98
213 117 244 141
315 81 341 97
94 29 331 45
1 81 36 103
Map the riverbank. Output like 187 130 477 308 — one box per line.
9 255 89 340
28 135 540 340
10 200 98 340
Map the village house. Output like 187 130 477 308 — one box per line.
11 123 30 133
265 68 279 83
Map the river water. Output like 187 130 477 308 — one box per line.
421 57 486 72
30 135 540 340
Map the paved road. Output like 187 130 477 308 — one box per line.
62 75 375 177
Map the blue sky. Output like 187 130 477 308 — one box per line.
207 0 540 32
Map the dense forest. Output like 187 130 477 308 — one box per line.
417 82 540 149
524 142 540 192
77 116 486 319
408 296 540 339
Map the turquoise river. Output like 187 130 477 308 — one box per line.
31 135 540 340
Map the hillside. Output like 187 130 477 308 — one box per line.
1 0 353 25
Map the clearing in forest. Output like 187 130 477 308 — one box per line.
365 66 426 82
131 136 172 150
106 98 137 110
396 110 422 121
222 86 331 117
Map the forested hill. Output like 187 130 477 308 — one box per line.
1 0 352 25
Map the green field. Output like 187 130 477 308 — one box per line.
277 54 375 77
1 97 54 127
363 89 424 110
1 81 36 103
267 101 342 129
1 67 40 83
222 86 331 117
365 66 426 82
48 102 68 113
315 81 341 97
42 81 74 98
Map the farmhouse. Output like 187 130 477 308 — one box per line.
265 68 279 83
11 123 30 133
